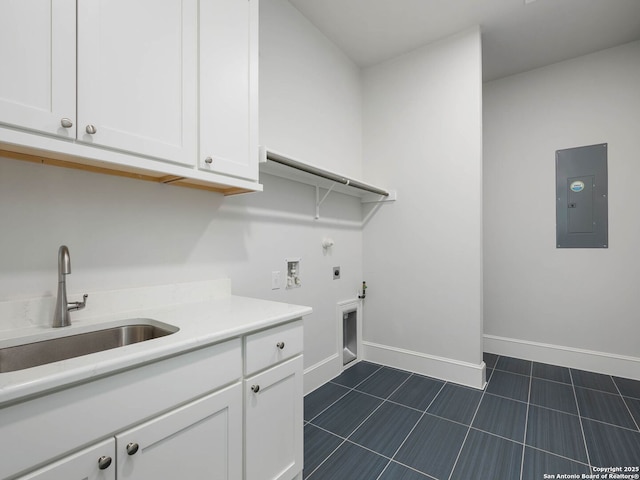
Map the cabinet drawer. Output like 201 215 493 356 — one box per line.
245 320 302 375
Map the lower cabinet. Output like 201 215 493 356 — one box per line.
245 356 303 480
117 383 242 480
17 439 116 480
17 384 242 480
8 320 304 480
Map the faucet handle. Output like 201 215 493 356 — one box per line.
68 294 88 312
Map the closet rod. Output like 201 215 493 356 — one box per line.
266 151 389 197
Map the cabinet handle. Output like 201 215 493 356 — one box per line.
97 456 112 470
204 157 213 164
86 124 97 134
60 118 73 128
251 384 260 393
276 341 285 350
126 442 140 456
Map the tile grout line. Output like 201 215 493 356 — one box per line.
445 356 501 480
611 376 640 432
569 367 593 473
305 364 387 479
345 370 415 443
310 413 592 475
308 359 619 479
381 380 449 478
309 368 414 480
304 436 348 480
306 364 385 424
519 361 534 480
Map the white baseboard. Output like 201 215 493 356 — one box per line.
303 353 341 395
363 341 486 390
484 334 640 381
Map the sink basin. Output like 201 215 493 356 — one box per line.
0 322 178 373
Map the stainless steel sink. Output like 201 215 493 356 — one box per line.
0 322 178 373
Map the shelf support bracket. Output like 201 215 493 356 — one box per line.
315 183 336 219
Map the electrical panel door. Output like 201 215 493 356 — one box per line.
556 143 608 248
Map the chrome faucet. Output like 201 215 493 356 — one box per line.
53 245 88 328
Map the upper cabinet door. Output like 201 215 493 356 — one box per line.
199 0 259 181
77 0 197 166
0 0 76 138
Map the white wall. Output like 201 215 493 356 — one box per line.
0 0 364 393
259 0 362 178
483 40 640 378
361 29 485 388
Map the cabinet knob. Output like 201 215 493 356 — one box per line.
251 384 260 393
204 157 213 164
97 456 112 470
126 442 140 456
86 124 97 135
276 342 285 350
60 118 73 128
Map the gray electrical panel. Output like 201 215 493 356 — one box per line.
556 143 608 248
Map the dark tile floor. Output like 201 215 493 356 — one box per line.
303 354 640 480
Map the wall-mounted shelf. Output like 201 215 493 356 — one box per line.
259 147 396 219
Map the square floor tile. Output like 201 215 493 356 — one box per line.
332 361 381 388
530 377 578 415
472 393 527 442
483 353 499 369
389 374 444 411
378 462 432 480
450 429 522 480
307 441 388 480
311 390 383 437
349 402 421 457
394 414 468 480
427 384 483 425
496 356 532 376
521 447 590 480
303 424 343 478
355 367 411 399
304 382 350 421
486 370 530 402
532 362 572 384
575 387 637 429
614 376 640 399
625 396 640 428
525 405 588 463
582 418 640 468
571 369 617 393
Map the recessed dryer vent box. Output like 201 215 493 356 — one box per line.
556 143 608 248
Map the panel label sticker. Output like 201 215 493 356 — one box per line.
570 180 585 192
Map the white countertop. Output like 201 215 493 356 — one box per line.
0 293 312 407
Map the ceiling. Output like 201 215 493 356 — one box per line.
287 0 640 81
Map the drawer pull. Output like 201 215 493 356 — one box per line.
97 456 112 470
276 341 285 350
251 384 260 393
126 442 140 456
60 118 73 128
85 124 97 134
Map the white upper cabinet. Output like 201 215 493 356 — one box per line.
199 0 259 181
0 0 261 194
0 0 76 138
77 0 197 166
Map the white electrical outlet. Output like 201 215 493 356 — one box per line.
271 271 281 290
